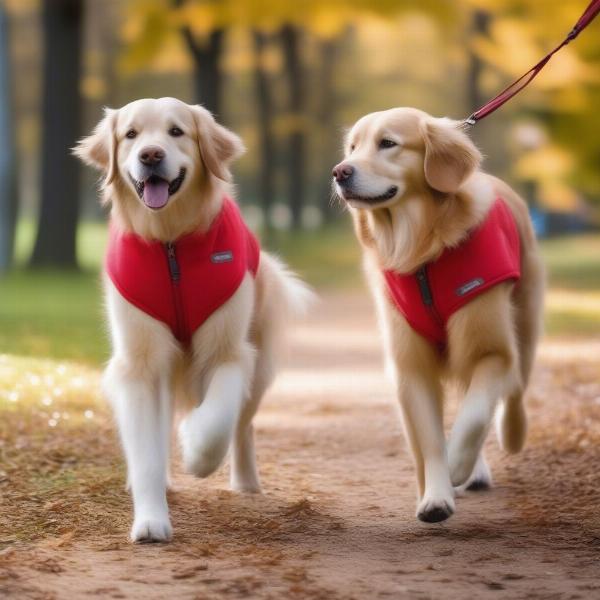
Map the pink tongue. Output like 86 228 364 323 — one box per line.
143 180 169 209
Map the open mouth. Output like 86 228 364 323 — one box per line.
341 186 398 205
129 168 186 210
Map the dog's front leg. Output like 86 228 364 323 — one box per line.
104 361 172 543
179 351 253 478
397 375 455 523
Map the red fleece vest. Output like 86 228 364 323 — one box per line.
106 198 260 345
384 198 521 350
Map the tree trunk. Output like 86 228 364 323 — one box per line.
280 24 305 230
0 5 17 273
466 10 491 115
30 0 83 268
252 30 276 230
181 27 224 117
317 36 341 224
173 0 224 116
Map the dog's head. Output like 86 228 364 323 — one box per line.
333 107 482 210
74 97 244 212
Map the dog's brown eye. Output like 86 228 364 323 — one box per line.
169 126 184 137
379 139 397 149
125 129 137 139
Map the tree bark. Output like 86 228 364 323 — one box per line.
280 24 305 230
30 0 83 268
466 10 491 114
252 30 276 230
317 35 342 224
0 5 17 273
173 0 224 116
181 27 224 117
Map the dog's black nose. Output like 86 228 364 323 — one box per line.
332 164 354 184
139 146 165 167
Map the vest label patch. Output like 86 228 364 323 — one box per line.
211 250 234 264
456 277 484 296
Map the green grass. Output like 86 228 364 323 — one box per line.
264 225 362 288
539 234 600 337
540 234 600 291
0 269 107 364
1 221 599 364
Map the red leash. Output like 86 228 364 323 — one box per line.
465 0 600 126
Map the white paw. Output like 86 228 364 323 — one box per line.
417 491 455 523
448 426 486 487
178 413 230 478
463 454 493 492
130 515 172 543
448 448 480 487
230 478 262 494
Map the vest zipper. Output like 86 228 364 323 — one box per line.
165 242 186 342
415 266 443 327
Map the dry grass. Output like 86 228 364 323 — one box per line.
0 355 127 548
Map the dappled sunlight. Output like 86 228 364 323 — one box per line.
270 368 390 402
0 354 103 426
538 339 600 363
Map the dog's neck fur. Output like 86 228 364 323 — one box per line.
104 174 229 242
353 173 495 274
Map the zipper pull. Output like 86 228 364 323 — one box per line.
416 267 433 306
166 242 180 281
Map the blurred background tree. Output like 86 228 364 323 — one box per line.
30 0 83 268
0 0 17 273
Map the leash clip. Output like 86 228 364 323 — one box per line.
566 25 579 41
464 114 477 127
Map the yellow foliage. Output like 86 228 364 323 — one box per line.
4 0 38 14
539 181 580 213
80 75 107 101
516 144 574 180
515 144 583 212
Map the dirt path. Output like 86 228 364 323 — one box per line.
2 292 600 599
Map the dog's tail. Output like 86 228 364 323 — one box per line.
495 392 527 454
255 252 316 349
260 251 316 318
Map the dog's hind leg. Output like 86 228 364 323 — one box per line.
495 391 527 454
179 347 255 479
495 292 540 455
495 254 543 455
229 346 274 493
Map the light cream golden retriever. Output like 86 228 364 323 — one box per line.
333 108 544 523
75 97 312 542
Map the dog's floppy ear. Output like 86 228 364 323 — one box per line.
73 108 119 185
191 105 245 182
420 117 481 194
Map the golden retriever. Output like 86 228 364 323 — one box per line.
333 108 544 523
75 97 312 542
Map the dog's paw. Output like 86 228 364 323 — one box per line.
417 494 455 524
181 445 226 479
466 455 493 491
178 412 229 478
448 446 480 488
130 516 172 543
230 480 262 494
456 453 493 494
